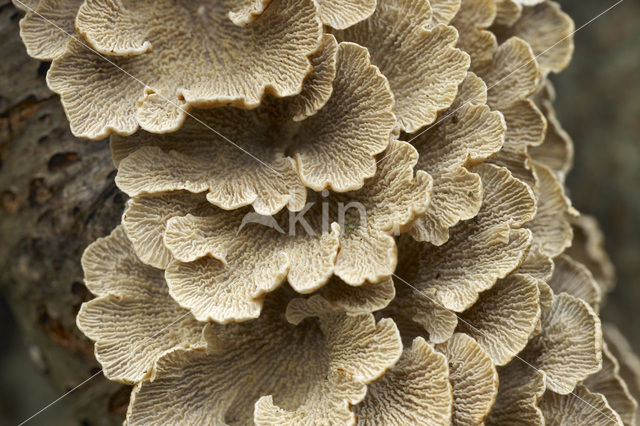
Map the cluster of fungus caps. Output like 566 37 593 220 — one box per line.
15 0 640 424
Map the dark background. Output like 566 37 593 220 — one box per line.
552 0 640 353
1 0 638 424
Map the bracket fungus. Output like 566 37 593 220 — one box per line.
396 163 535 315
425 0 462 25
112 37 398 214
549 253 601 311
12 0 639 424
77 226 206 383
333 0 470 133
450 0 498 69
227 0 273 26
585 342 639 426
457 273 542 366
118 137 429 323
37 0 324 138
355 337 452 425
530 81 575 183
320 276 397 315
491 1 575 75
475 36 545 189
521 292 603 395
487 360 547 424
124 191 340 323
17 0 82 61
127 292 402 425
604 325 640 424
315 0 377 29
540 385 623 426
435 333 499 425
409 72 505 245
567 213 617 294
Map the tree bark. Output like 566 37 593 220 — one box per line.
1 2 127 424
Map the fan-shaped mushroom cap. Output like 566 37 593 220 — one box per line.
161 143 428 321
585 342 638 426
120 139 429 322
605 324 640 423
123 190 339 323
525 163 574 258
12 0 39 12
334 0 470 133
490 99 546 188
46 0 323 138
429 0 462 25
77 226 205 383
486 360 546 425
567 214 616 294
530 81 574 182
530 113 573 183
228 0 272 26
121 192 215 269
537 279 554 312
286 34 339 122
540 385 623 426
315 0 376 29
493 0 523 26
355 337 453 425
459 273 542 365
112 38 396 213
517 247 555 281
475 37 544 188
476 37 540 111
384 164 534 345
549 254 601 311
493 0 546 26
126 293 402 425
321 276 396 314
17 0 81 61
396 163 535 316
332 139 432 285
511 0 545 5
450 0 498 69
436 333 499 425
409 72 505 245
164 211 340 323
492 1 574 74
515 162 574 287
522 293 602 394
287 42 396 193
392 254 542 364
384 278 459 344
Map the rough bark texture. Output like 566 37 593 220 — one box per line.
0 2 126 424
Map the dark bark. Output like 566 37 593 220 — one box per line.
1 3 126 424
